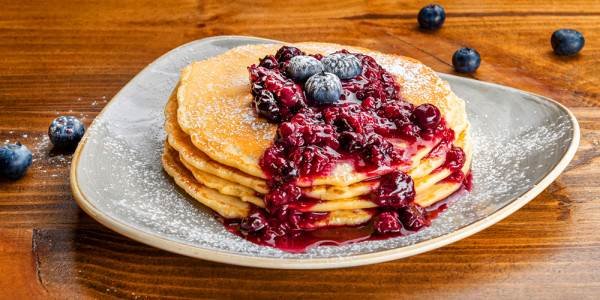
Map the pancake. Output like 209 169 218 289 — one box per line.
163 142 375 227
177 42 468 187
162 42 474 250
162 142 250 219
165 137 467 226
166 86 472 203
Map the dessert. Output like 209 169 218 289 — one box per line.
162 42 472 252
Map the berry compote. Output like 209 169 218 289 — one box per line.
217 46 471 252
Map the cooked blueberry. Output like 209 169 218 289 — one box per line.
0 143 33 179
551 29 585 56
321 53 362 79
373 212 402 235
305 72 342 104
444 146 466 172
275 46 305 63
265 183 301 209
372 171 415 208
412 103 441 128
452 47 481 73
287 56 324 82
259 55 278 69
399 203 429 230
240 210 268 234
418 4 446 29
254 90 281 122
338 131 366 153
48 116 86 150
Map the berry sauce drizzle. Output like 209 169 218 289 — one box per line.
215 46 471 252
218 173 472 253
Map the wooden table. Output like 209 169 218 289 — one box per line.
1 1 599 298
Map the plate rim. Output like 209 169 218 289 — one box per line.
70 35 580 269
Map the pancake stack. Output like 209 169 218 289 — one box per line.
162 43 472 234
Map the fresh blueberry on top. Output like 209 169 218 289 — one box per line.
551 29 585 56
452 47 481 73
274 46 305 63
418 4 446 30
305 72 343 104
48 116 86 150
0 143 33 179
287 55 324 82
321 53 362 79
412 103 441 128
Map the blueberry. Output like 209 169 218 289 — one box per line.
321 53 362 79
305 72 342 104
551 29 584 56
412 103 441 128
452 47 481 73
418 4 446 30
240 210 268 234
0 143 33 179
259 55 278 69
254 90 281 122
48 116 86 150
274 46 305 63
373 212 402 235
287 55 324 82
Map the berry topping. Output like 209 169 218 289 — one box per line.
242 46 468 251
305 72 342 104
265 183 302 210
321 53 362 79
259 55 278 69
372 171 415 208
452 47 481 73
373 212 402 235
551 29 585 56
399 203 429 230
287 55 325 82
443 146 466 172
254 90 281 122
240 210 268 234
418 4 446 30
275 46 305 63
412 103 441 128
0 143 33 179
48 116 86 150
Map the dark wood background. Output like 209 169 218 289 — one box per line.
1 0 599 298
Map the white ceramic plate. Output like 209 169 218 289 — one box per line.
70 36 579 269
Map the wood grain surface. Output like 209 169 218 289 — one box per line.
1 0 599 299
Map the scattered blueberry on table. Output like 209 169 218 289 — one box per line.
48 116 86 151
287 55 324 82
418 4 446 29
321 53 362 79
305 72 342 104
551 29 585 56
452 47 481 73
0 143 33 179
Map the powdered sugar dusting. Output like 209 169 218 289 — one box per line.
74 37 575 262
